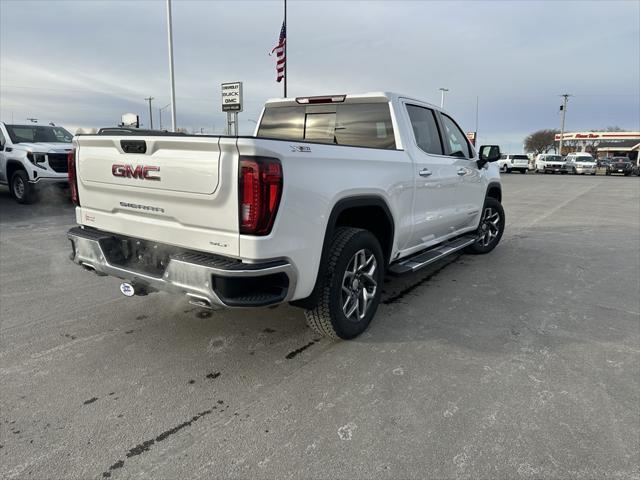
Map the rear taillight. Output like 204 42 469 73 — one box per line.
67 148 80 205
238 156 282 235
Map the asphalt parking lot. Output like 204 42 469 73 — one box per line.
1 175 639 479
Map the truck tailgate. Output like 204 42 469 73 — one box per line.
75 135 240 257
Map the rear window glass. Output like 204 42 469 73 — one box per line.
513 155 529 160
257 103 396 149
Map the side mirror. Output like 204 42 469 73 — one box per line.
477 145 500 168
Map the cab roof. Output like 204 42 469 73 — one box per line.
264 92 442 111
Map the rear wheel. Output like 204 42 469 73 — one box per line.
466 197 505 255
520 169 527 174
11 170 37 204
304 227 384 340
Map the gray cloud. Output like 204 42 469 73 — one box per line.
1 0 638 148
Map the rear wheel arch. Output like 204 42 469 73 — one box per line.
290 195 395 310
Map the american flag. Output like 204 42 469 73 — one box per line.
271 22 286 83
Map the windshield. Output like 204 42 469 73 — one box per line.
575 157 594 162
543 155 562 161
513 155 528 160
5 125 73 144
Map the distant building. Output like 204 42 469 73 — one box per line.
595 139 639 162
554 131 640 163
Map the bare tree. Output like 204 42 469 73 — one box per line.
524 129 559 155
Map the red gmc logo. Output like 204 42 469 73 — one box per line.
112 164 161 181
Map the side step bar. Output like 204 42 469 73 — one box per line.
388 235 477 275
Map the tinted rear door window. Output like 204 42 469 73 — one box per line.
406 105 443 155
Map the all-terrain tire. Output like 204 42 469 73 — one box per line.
304 227 384 340
466 197 505 255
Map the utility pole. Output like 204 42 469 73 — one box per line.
145 96 154 129
439 87 449 109
558 93 570 155
166 0 177 132
159 103 171 131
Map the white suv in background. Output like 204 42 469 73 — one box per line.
498 154 529 174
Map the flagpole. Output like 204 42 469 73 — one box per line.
283 0 287 98
166 0 177 132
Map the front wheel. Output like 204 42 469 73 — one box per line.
11 170 37 204
304 227 384 339
466 197 505 255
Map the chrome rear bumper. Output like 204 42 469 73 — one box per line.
67 227 296 308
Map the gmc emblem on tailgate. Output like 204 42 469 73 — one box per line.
112 164 161 181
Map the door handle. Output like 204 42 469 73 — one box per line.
419 168 432 177
457 168 467 176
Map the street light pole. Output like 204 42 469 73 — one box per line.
166 0 177 132
558 93 570 155
439 87 449 109
145 96 154 129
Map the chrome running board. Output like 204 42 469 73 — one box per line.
388 235 477 275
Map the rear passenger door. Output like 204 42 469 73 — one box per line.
403 103 461 250
438 112 485 232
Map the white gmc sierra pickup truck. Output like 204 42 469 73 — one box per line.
67 92 504 339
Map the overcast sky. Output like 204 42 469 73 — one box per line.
1 0 639 150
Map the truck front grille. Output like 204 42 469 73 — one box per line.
48 153 69 173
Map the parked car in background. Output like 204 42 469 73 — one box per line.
563 152 596 175
498 154 529 174
606 157 633 176
0 122 73 203
597 157 613 168
535 154 565 174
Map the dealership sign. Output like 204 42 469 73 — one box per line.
466 131 476 146
221 82 243 112
555 131 640 141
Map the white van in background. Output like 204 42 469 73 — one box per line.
563 152 596 175
535 154 565 174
